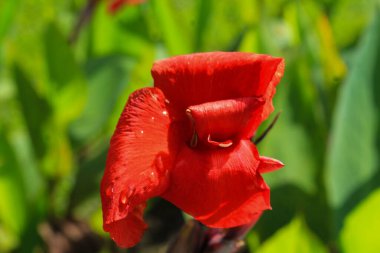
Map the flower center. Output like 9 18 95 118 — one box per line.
185 97 265 149
187 111 233 149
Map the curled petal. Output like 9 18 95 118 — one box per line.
101 88 178 248
163 140 271 228
152 52 284 121
187 97 265 142
104 204 147 248
258 156 284 174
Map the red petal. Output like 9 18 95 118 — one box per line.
258 156 284 173
152 52 284 122
101 88 178 247
108 0 145 13
187 97 265 143
162 140 271 228
104 204 147 248
108 0 124 12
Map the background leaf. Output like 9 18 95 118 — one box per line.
12 65 52 160
0 133 27 248
70 56 134 143
0 0 20 43
254 217 327 253
340 188 380 253
325 10 380 235
43 22 81 89
149 0 192 54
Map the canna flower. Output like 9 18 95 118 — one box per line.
100 52 285 248
108 0 145 13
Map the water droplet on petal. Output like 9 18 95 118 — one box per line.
120 192 128 205
135 130 144 137
151 93 159 101
165 99 170 104
151 116 155 121
162 110 168 116
146 171 157 187
119 187 136 206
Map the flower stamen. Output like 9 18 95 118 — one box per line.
207 134 233 148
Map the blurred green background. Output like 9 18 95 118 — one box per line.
1 0 380 252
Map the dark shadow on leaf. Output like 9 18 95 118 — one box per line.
68 147 108 211
12 64 52 159
334 169 380 234
255 184 332 244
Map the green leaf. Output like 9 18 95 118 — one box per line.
69 148 107 211
325 11 380 233
0 225 18 252
263 0 291 17
52 78 87 126
8 130 44 206
6 0 56 92
150 0 192 55
12 65 52 159
331 0 377 48
0 133 27 237
193 0 212 51
0 0 20 42
43 22 87 125
340 188 380 253
195 0 258 51
255 217 328 253
238 28 260 53
43 23 80 89
70 56 134 142
91 2 153 57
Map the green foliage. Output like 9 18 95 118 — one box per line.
254 217 328 253
0 1 20 43
340 188 380 253
325 10 380 235
70 56 133 142
0 134 26 243
150 0 192 54
0 0 379 252
12 65 52 160
331 0 378 48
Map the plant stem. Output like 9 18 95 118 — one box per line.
68 0 100 44
167 215 261 253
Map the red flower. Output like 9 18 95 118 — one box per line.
100 52 285 248
108 0 145 13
